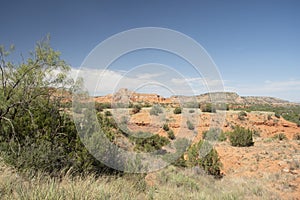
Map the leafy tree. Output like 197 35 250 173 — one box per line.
0 37 114 176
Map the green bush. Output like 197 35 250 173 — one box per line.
189 109 195 113
129 132 169 153
229 126 254 147
167 129 175 140
186 120 195 130
201 103 216 113
173 107 182 114
132 104 142 114
238 111 247 120
202 128 226 142
105 110 112 116
275 112 281 118
273 133 287 141
186 140 222 177
149 104 163 116
163 123 169 131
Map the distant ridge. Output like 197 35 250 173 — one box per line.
94 88 296 106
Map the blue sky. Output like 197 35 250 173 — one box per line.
1 0 299 101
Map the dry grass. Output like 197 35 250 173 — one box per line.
0 159 282 200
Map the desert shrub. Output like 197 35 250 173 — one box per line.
293 133 300 140
229 126 254 147
202 128 226 142
132 104 142 114
143 102 152 107
273 133 287 141
201 103 216 113
189 109 195 113
275 112 281 118
149 104 163 116
186 140 222 177
105 110 112 116
238 111 247 120
183 102 199 108
163 123 169 131
167 129 175 140
186 120 195 130
173 107 182 114
95 102 111 112
129 132 169 153
215 103 229 111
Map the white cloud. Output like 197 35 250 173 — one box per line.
226 79 300 102
69 67 299 102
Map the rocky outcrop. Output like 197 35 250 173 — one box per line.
93 88 295 106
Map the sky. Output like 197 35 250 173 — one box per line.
1 0 299 101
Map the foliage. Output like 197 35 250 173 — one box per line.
215 103 229 111
238 111 247 120
95 102 111 112
132 104 142 114
202 128 227 142
229 126 254 147
233 104 300 125
167 129 175 140
149 104 163 116
0 38 115 176
173 107 182 114
129 132 169 153
163 123 169 131
186 140 222 177
186 120 195 130
104 110 112 116
200 103 216 113
275 112 281 118
273 133 287 141
183 102 199 108
189 109 195 113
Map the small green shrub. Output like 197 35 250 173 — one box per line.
167 129 175 140
201 103 216 113
132 104 142 114
273 133 287 141
173 107 182 114
229 126 254 147
202 128 226 142
186 120 195 130
129 132 169 153
186 140 222 177
163 123 169 131
105 110 112 116
238 111 247 121
189 109 195 113
150 104 163 116
275 112 281 118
